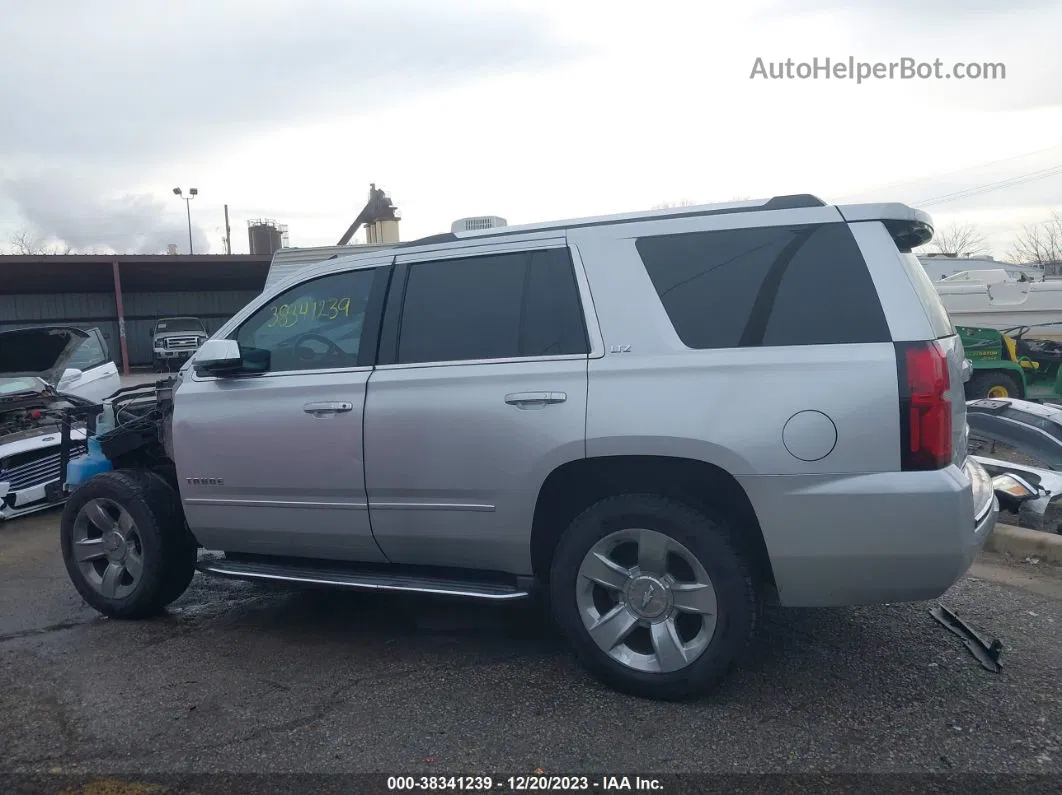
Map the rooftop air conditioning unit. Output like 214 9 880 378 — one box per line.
451 216 507 234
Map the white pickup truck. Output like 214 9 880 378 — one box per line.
150 317 208 373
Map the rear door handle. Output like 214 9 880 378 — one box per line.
504 391 567 409
303 401 354 416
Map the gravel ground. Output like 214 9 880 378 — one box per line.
1 507 1060 792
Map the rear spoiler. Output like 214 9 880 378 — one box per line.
837 203 934 252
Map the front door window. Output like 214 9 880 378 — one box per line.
235 269 377 373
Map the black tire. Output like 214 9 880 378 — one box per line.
965 371 1022 400
549 494 759 701
60 469 198 619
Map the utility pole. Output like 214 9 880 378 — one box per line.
223 204 232 254
172 187 198 254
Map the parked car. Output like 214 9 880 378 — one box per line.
58 194 997 700
1 326 120 521
151 316 207 372
56 327 121 404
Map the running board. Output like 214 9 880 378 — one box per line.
196 559 532 601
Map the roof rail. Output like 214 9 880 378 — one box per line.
378 195 831 255
430 194 833 241
392 232 460 249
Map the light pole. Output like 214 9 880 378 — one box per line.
173 187 198 254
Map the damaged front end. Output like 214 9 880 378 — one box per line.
967 397 1062 534
58 377 178 497
974 456 1062 534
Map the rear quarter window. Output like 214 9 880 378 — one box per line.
897 252 955 339
635 222 891 348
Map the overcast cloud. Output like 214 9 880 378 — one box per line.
0 0 580 252
781 0 1059 19
760 0 1062 113
0 0 576 164
1 0 1060 258
1 172 211 255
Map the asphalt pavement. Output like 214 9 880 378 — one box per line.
1 508 1061 783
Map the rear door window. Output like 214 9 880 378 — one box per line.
394 248 589 364
635 223 891 348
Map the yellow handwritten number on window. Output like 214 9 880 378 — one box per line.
267 297 352 328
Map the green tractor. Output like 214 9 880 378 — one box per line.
958 324 1062 401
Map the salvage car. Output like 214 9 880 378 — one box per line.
0 326 119 521
57 195 997 701
967 396 1062 533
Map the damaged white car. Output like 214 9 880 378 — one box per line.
0 326 120 520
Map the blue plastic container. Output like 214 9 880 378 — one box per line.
66 436 113 488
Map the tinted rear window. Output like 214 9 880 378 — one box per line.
635 223 891 348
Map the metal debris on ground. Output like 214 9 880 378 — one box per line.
930 604 1004 673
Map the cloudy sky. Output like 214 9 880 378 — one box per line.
1 0 1060 258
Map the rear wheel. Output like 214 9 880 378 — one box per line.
60 470 197 619
549 494 759 700
966 371 1022 400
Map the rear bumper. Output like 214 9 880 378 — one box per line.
737 458 998 607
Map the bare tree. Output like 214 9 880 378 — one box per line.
8 230 73 255
923 222 988 257
651 196 751 210
1010 211 1062 266
651 199 698 210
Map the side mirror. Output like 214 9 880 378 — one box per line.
59 368 83 385
192 339 243 377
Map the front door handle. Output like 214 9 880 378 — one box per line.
504 391 567 409
303 401 354 416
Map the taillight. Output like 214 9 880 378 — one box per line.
897 341 952 470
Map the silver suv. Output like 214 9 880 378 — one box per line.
59 194 997 700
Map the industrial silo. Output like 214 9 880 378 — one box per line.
247 219 286 256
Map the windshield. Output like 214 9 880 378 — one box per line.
0 377 44 395
155 318 205 333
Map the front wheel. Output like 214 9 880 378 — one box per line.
60 470 197 619
549 494 759 701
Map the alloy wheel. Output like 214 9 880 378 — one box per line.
71 498 145 600
575 527 718 674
